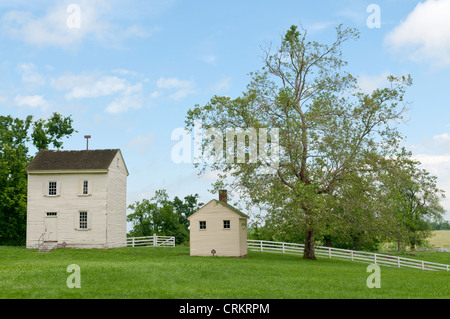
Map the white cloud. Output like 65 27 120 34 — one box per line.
409 132 450 155
111 68 144 77
126 131 154 154
52 72 141 97
433 133 450 142
156 77 192 89
0 94 8 105
105 93 143 114
429 133 450 153
1 0 153 49
52 71 144 113
169 88 195 100
54 74 129 100
149 91 162 99
17 62 45 87
156 77 196 100
14 94 49 109
212 77 231 92
358 71 390 93
385 0 450 67
305 22 333 33
201 55 217 64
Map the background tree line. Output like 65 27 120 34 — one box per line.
127 190 203 245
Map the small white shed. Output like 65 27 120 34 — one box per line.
188 190 249 257
25 149 128 250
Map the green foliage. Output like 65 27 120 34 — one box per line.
0 116 32 245
430 220 450 230
31 113 75 150
127 190 203 244
0 113 76 245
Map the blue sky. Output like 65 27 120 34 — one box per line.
1 0 450 222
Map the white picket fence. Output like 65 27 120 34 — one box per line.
247 239 450 271
127 234 175 247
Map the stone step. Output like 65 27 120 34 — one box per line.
38 241 58 253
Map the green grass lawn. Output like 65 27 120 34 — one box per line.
0 246 448 299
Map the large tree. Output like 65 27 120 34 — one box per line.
0 113 75 245
186 25 413 260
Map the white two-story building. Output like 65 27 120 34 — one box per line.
25 149 128 250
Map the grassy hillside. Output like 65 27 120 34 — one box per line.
0 246 448 299
428 230 450 248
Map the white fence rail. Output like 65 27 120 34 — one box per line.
247 239 450 271
127 234 175 247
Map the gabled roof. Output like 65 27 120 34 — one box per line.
188 199 249 220
26 149 123 171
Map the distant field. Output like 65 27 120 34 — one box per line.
0 246 449 299
428 230 450 247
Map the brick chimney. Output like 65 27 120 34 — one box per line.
219 190 227 204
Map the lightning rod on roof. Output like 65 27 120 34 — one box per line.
84 135 91 150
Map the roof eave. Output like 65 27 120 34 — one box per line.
26 169 109 174
188 199 249 220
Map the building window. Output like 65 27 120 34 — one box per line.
82 180 89 195
46 212 57 217
223 220 230 229
78 180 92 196
48 181 57 196
79 211 88 229
199 221 206 230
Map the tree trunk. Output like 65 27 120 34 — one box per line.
410 236 416 251
303 229 316 260
325 237 332 247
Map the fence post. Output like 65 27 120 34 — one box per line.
351 251 354 261
153 233 157 247
132 237 135 247
374 253 377 265
260 240 263 252
398 257 400 268
328 247 331 258
282 242 285 253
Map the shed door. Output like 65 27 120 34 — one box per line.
45 213 58 241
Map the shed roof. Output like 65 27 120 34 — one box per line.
188 199 249 220
26 149 122 171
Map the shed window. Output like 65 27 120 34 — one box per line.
223 220 230 229
48 181 57 196
199 221 206 230
79 211 88 229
